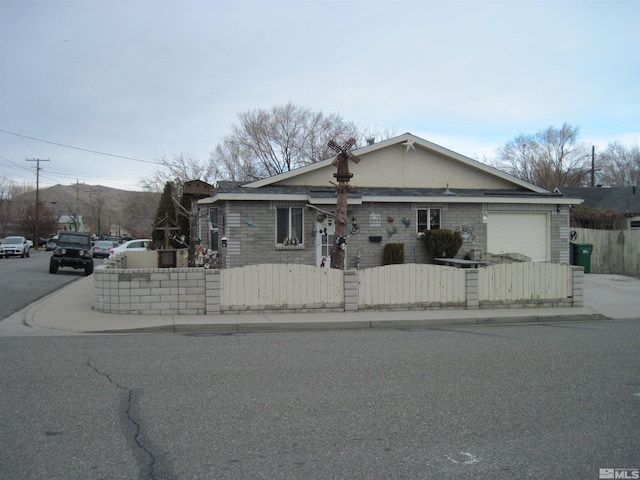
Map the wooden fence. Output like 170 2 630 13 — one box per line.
220 264 344 311
478 262 573 305
572 228 640 275
358 264 466 309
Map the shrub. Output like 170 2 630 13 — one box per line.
422 229 463 259
382 243 404 265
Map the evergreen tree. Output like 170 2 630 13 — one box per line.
152 182 178 247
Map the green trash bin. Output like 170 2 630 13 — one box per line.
572 243 593 273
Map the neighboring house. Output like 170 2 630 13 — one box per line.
197 133 582 269
555 186 640 230
58 214 85 233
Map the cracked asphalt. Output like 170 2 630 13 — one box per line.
1 322 639 479
87 356 165 479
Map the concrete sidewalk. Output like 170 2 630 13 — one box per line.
6 273 640 335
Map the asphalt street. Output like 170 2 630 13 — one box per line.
0 250 102 320
1 321 639 479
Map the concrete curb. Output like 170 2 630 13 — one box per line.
15 273 621 336
90 312 607 335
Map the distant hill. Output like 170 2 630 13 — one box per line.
21 183 161 238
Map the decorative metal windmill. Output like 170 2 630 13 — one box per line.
327 137 361 269
328 137 361 183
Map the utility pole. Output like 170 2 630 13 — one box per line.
26 158 50 250
591 145 595 187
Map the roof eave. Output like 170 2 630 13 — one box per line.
199 193 582 206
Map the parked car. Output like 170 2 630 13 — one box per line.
109 239 151 258
46 236 58 251
0 236 31 258
92 240 117 258
49 231 93 275
25 236 47 248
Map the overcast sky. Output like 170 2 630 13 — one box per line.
1 0 638 191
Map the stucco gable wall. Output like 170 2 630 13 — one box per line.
275 143 517 190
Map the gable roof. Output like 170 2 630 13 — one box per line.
201 133 583 206
246 133 549 193
556 186 640 215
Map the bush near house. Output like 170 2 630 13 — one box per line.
422 229 463 259
382 243 405 265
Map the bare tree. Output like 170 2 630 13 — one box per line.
0 178 35 237
210 103 362 181
210 141 262 182
597 142 640 187
141 154 216 193
495 123 591 190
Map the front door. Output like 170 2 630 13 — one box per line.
315 217 335 268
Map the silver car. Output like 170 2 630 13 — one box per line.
0 236 31 258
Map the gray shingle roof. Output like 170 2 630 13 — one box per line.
557 186 640 214
214 181 565 200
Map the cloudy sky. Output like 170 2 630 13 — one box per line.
1 0 638 191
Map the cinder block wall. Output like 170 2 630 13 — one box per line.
94 267 209 315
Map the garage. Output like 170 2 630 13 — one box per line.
487 213 549 262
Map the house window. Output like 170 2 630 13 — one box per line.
417 208 441 232
276 207 303 244
630 220 640 230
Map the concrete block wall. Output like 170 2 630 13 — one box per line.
465 269 479 309
333 202 486 270
343 270 359 311
213 201 489 270
218 201 315 269
571 265 584 307
205 270 221 314
94 267 207 315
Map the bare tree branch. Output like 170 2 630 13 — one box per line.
495 123 590 190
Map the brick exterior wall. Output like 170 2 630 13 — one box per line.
204 200 571 269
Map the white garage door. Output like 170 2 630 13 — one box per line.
487 213 549 262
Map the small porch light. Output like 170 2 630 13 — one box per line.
221 236 228 248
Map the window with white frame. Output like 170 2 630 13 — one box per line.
276 207 303 244
417 208 441 233
630 219 640 230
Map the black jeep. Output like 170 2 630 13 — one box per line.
49 231 94 276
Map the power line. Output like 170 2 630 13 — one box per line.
0 129 163 165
